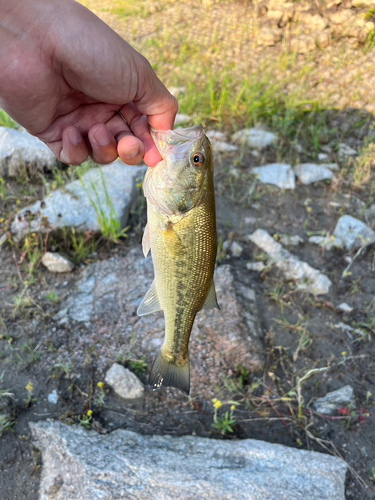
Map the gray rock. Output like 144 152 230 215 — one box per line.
252 164 295 190
294 164 334 184
249 229 332 295
318 153 329 161
279 235 304 247
314 385 355 416
333 215 375 250
41 252 74 273
338 143 357 159
168 86 185 98
212 141 238 153
246 261 266 272
11 161 146 243
232 128 277 149
47 390 59 405
0 126 59 178
104 363 144 400
174 114 192 125
222 240 243 257
54 266 119 324
309 235 343 251
53 250 264 393
338 303 354 313
30 420 347 500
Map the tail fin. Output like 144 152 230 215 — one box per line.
148 350 190 395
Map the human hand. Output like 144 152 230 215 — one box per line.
0 0 177 167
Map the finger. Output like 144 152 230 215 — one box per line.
133 57 178 131
104 111 145 165
47 126 89 165
88 123 118 165
118 103 161 167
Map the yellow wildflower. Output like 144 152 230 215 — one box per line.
87 409 93 416
213 400 222 410
16 200 21 205
97 382 104 388
230 405 236 411
25 381 33 393
341 351 347 357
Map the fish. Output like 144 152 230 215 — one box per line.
137 125 218 394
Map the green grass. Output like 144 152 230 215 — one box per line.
0 111 18 129
80 170 129 243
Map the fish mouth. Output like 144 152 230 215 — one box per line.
151 125 204 149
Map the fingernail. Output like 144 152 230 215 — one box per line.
93 127 110 146
67 127 81 146
124 145 141 159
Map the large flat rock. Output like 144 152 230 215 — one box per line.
11 161 146 242
30 420 347 500
53 249 264 396
0 126 59 178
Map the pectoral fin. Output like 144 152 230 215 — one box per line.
142 223 151 258
137 280 162 316
202 280 220 310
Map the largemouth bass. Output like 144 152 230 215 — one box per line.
137 125 218 394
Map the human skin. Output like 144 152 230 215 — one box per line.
0 0 178 167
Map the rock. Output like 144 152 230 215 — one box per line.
47 390 59 405
338 143 357 159
294 164 334 184
11 161 146 243
309 235 343 251
249 229 332 295
53 249 264 393
54 264 119 324
279 235 304 247
104 363 144 400
223 240 243 257
41 253 74 273
318 153 329 161
290 35 316 53
30 420 347 500
174 114 192 126
0 126 59 178
314 385 355 416
338 302 354 313
333 215 375 250
0 233 6 248
298 13 328 31
257 28 281 46
246 262 266 272
232 128 277 149
252 164 295 190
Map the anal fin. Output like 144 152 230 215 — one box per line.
137 280 162 316
202 280 220 310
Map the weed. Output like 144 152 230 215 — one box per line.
0 178 7 200
364 29 375 53
80 171 129 243
79 409 93 430
352 141 375 188
0 414 14 437
117 353 148 377
45 291 59 303
211 399 238 435
24 381 37 408
69 228 97 264
0 110 18 129
94 382 106 410
0 372 14 402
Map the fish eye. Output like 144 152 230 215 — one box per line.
192 152 205 168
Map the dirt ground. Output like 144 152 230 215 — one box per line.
1 0 375 498
1 132 375 499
